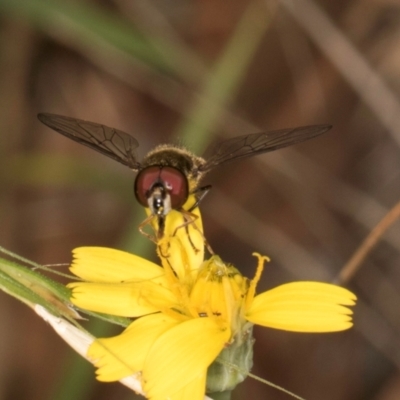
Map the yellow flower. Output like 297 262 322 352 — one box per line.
68 195 356 399
68 242 356 400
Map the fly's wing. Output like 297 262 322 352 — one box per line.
37 113 142 170
199 125 331 172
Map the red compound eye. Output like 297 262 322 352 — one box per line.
134 166 189 209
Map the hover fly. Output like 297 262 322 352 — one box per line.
37 113 331 240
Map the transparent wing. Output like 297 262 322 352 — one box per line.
199 124 331 172
37 113 142 170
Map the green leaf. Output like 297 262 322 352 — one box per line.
0 247 131 327
0 256 73 316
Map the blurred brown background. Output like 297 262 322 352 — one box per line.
1 0 400 399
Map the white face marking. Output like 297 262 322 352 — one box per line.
162 193 172 215
147 186 172 216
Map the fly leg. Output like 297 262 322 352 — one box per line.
189 185 212 211
173 209 214 255
138 215 158 243
138 215 172 258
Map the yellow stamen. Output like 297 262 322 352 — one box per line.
246 253 270 309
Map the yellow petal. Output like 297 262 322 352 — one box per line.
157 197 204 280
70 247 165 283
150 372 206 400
88 314 179 381
246 282 356 332
68 281 176 317
143 317 230 399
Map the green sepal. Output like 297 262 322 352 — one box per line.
206 323 254 394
